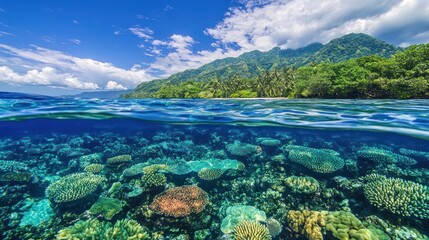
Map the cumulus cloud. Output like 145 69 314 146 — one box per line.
148 34 244 76
0 44 153 90
206 0 429 51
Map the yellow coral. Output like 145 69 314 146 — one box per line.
233 221 272 240
286 210 327 240
142 164 169 175
84 163 105 174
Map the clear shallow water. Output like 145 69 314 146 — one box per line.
0 92 428 239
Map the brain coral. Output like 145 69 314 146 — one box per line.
285 145 344 173
233 221 272 240
150 185 208 217
46 173 106 203
364 176 429 219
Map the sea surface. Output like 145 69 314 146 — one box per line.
0 92 428 239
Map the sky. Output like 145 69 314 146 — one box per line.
0 0 429 95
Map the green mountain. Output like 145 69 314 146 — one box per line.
125 33 400 98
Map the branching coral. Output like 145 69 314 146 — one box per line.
285 145 344 173
233 221 272 240
364 176 429 219
46 173 106 203
150 185 208 217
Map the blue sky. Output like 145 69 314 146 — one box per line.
1 0 429 95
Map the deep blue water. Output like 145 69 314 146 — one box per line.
0 92 428 239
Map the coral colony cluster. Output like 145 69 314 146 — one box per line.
0 125 428 239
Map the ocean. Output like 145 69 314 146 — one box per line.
0 92 428 239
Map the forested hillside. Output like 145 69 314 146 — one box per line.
124 33 400 98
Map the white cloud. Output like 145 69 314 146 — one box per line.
106 80 127 90
73 20 79 24
206 0 429 51
69 39 81 45
0 31 14 37
0 44 153 90
129 27 154 40
148 34 244 76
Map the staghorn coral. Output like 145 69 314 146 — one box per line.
150 185 208 218
285 176 320 194
286 210 327 240
233 221 272 240
84 163 104 174
325 211 377 240
45 173 106 203
197 168 224 180
57 218 150 239
106 154 132 165
364 176 429 219
285 145 344 173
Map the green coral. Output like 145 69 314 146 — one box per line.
88 197 126 220
326 211 377 240
84 163 105 174
399 148 429 161
197 168 224 180
285 145 344 173
46 173 106 203
358 147 417 165
285 176 319 194
0 172 33 182
256 137 281 146
57 218 150 239
226 141 259 156
363 176 429 219
106 154 132 165
141 173 167 188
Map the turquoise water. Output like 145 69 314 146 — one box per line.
0 92 428 239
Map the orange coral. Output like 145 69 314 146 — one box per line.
149 185 208 218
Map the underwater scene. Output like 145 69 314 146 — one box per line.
1 93 429 240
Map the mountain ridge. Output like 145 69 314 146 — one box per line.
125 33 401 98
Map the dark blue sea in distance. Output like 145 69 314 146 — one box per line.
0 92 428 239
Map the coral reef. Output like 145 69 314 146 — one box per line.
150 185 208 217
286 210 327 240
88 197 126 220
364 176 429 219
197 168 224 180
226 141 259 156
233 221 272 240
45 173 106 203
84 163 104 174
285 145 344 173
106 154 132 165
285 176 320 194
221 205 267 234
57 218 150 239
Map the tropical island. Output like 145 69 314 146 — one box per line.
124 33 429 99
